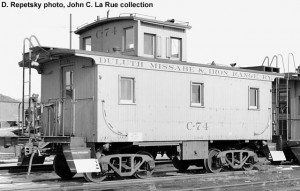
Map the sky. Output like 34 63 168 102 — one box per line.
0 0 299 100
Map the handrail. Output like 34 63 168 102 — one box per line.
269 55 278 67
21 35 42 138
261 56 269 66
277 54 286 73
288 53 296 73
29 35 41 47
22 37 32 136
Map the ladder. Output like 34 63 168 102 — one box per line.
270 53 297 140
21 36 41 137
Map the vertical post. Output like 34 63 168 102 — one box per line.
22 45 25 136
28 50 32 138
70 14 72 49
48 108 51 136
287 60 289 140
275 78 279 135
22 38 31 136
54 102 56 136
72 88 76 136
62 102 65 136
60 61 64 136
18 102 21 134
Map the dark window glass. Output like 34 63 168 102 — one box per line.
191 83 204 106
83 37 91 51
249 88 259 109
65 71 73 99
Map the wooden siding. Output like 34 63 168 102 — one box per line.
79 20 137 56
40 53 276 143
73 57 97 141
40 57 96 140
138 22 187 61
289 80 300 140
78 20 188 61
96 59 273 142
40 60 61 136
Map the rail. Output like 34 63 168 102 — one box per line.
1 164 300 190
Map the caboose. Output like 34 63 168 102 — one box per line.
18 13 283 182
271 62 300 162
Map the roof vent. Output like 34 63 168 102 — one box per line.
112 47 121 55
166 19 175 23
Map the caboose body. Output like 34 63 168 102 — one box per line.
40 50 277 144
17 14 283 181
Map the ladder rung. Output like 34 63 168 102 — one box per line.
24 81 30 83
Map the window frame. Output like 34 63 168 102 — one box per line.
143 33 155 57
119 75 136 105
65 71 74 99
124 27 135 51
248 87 259 110
279 91 290 114
83 36 92 51
190 81 204 108
170 37 182 60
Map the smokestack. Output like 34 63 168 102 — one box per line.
107 10 110 18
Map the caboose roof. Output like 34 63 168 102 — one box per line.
75 14 191 35
19 46 284 80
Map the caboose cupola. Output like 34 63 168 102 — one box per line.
75 13 191 61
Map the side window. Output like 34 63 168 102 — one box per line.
279 91 289 114
83 37 91 51
249 87 259 110
124 27 134 50
191 82 204 107
119 76 135 104
144 33 155 56
65 71 73 99
171 37 181 59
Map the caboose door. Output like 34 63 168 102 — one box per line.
62 66 74 136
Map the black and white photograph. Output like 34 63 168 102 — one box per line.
1 0 300 190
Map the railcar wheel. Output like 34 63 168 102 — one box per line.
134 151 155 179
206 149 222 173
172 157 190 171
83 171 107 182
53 154 76 179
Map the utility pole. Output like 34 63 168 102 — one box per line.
70 14 72 49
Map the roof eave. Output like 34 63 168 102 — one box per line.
75 16 191 34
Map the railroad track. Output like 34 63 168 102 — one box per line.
1 169 300 191
1 162 300 190
184 178 300 191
